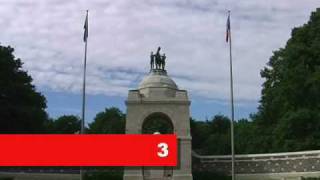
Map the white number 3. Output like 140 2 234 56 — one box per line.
157 143 169 158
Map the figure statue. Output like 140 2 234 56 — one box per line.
155 47 162 69
150 46 166 70
161 53 166 70
150 51 154 70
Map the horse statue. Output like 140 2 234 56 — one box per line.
150 46 166 71
155 47 162 69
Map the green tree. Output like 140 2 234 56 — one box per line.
89 107 125 134
0 45 48 133
274 109 320 152
190 118 211 150
191 115 232 155
256 8 320 151
210 115 230 134
234 119 253 154
47 115 81 134
203 115 231 155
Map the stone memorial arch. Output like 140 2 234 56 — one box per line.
124 48 193 180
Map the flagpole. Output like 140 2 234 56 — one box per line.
80 10 88 180
81 11 88 135
227 10 236 180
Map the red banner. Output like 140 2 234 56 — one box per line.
0 134 177 166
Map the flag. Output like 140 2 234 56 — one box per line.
83 11 88 42
226 13 230 42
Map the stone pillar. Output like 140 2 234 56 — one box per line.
173 137 193 180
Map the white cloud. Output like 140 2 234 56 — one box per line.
1 0 319 103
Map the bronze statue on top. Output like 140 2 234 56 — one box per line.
150 46 166 71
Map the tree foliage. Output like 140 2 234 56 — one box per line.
46 115 81 134
0 45 48 133
88 107 125 134
254 8 320 152
191 115 231 155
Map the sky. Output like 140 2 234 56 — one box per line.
1 0 320 123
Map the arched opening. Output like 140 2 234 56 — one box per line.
142 112 174 134
142 112 174 179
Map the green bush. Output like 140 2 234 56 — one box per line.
302 177 320 180
0 177 14 180
84 171 122 180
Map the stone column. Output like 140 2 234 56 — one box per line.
173 136 193 180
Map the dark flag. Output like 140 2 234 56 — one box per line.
226 13 230 42
83 11 88 42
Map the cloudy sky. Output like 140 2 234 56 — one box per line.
1 0 319 122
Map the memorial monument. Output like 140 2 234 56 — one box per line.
124 47 193 180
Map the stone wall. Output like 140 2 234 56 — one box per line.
192 150 320 175
0 172 79 180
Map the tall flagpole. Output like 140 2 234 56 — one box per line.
227 10 236 180
81 10 88 136
80 10 89 180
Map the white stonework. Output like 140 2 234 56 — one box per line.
124 69 193 180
